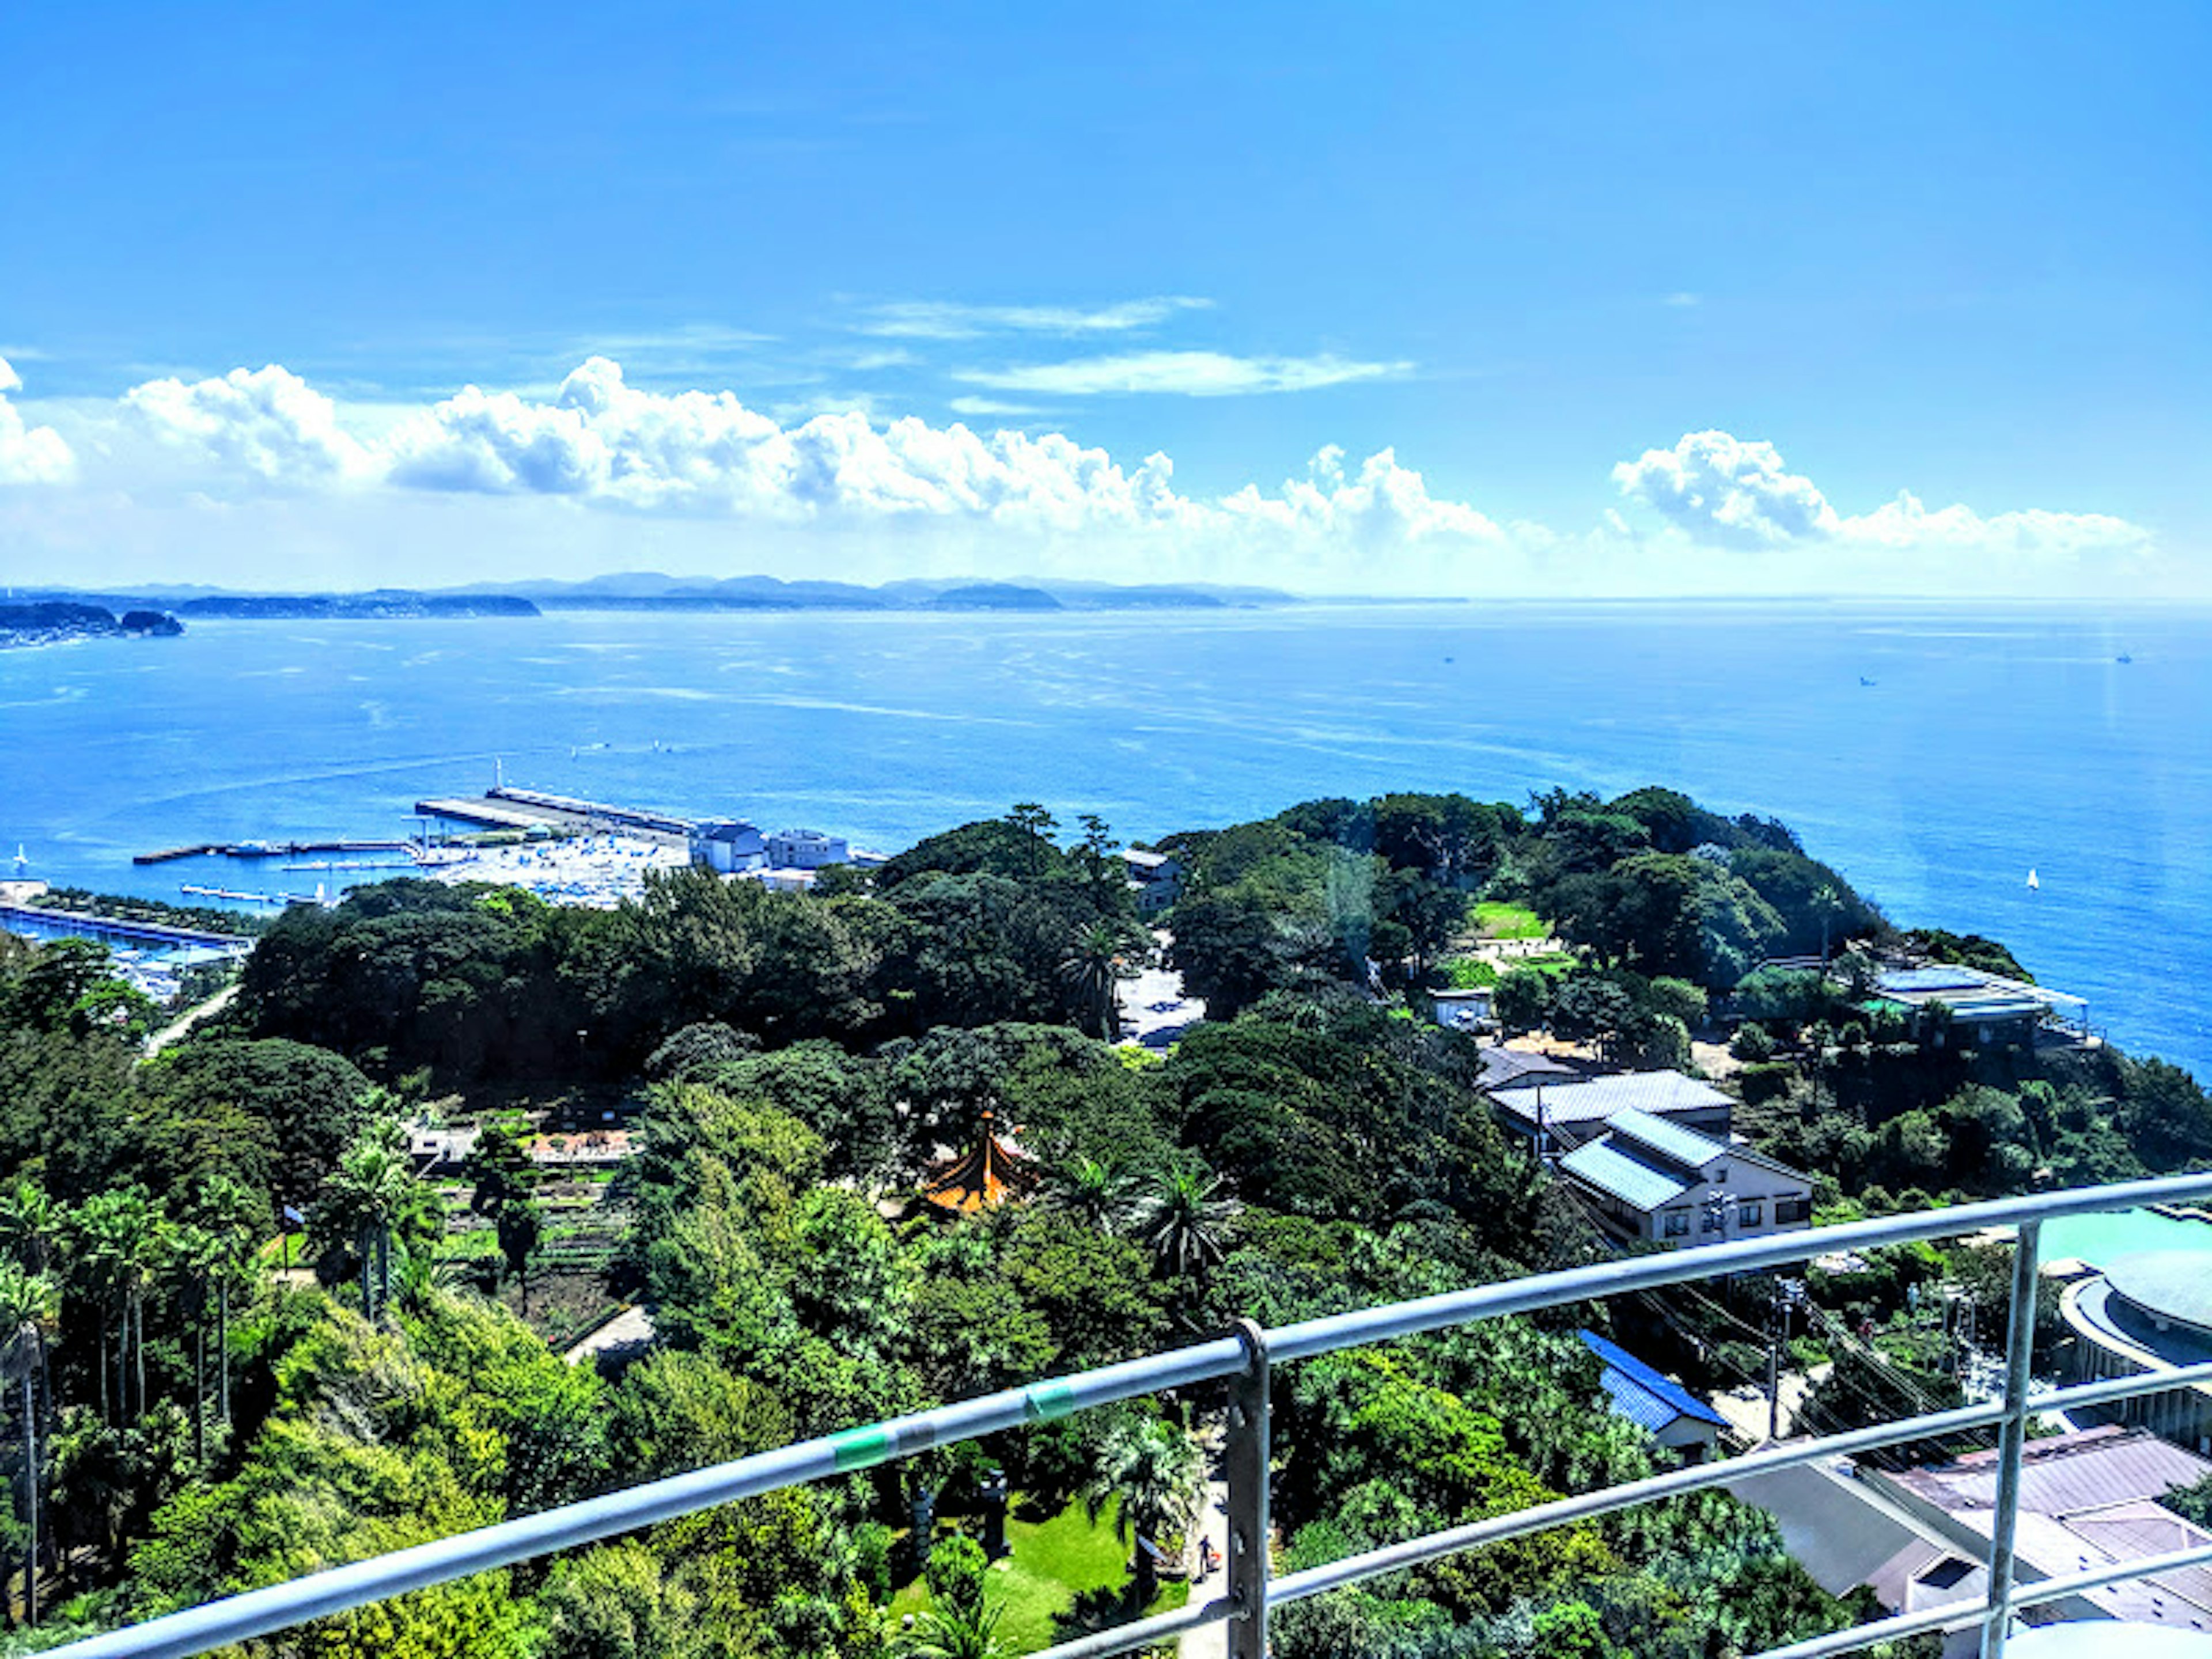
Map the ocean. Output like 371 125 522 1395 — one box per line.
3 601 2208 1080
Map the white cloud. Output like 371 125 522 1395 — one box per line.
0 358 75 484
13 361 2160 596
858 296 1212 340
1219 445 1503 543
948 395 1047 418
1612 430 1839 547
1613 428 2147 563
1663 291 1702 308
957 349 1410 398
126 363 373 482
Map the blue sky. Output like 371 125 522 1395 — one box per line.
1 2 2204 594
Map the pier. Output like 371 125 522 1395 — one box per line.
487 786 695 838
416 787 695 840
135 838 412 865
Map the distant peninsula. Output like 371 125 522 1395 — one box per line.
4 573 1461 626
0 600 183 649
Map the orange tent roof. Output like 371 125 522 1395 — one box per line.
922 1112 1037 1215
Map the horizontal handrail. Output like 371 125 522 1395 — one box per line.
54 1338 1253 1659
50 1168 2212 1659
1269 1169 2212 1362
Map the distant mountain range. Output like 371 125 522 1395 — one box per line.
6 573 1316 617
444 572 1300 611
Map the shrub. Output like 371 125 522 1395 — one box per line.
1730 1022 1777 1062
1738 1060 1796 1105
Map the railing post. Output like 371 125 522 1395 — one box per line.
1225 1317 1271 1659
1980 1219 2042 1659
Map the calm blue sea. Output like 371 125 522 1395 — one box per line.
4 603 2208 1079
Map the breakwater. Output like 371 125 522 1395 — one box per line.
135 838 413 865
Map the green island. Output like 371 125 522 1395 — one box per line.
2 783 2209 1657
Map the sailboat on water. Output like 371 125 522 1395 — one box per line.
2027 869 2040 891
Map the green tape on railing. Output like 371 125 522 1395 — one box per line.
1025 1381 1077 1422
830 1426 894 1472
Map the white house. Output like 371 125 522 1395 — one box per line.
688 819 767 873
1559 1107 1814 1246
767 829 850 869
1123 848 1183 915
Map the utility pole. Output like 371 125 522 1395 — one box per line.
1768 1276 1804 1441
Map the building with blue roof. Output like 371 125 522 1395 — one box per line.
1578 1330 1728 1461
1558 1107 1814 1247
1871 964 2089 1050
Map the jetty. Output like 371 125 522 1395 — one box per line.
416 786 695 840
136 838 412 865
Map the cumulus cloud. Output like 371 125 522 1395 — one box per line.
1612 428 2148 563
858 296 1212 340
126 363 373 482
1220 445 1503 543
94 356 1497 571
1612 430 1840 547
64 360 2157 594
0 358 75 484
957 349 1410 398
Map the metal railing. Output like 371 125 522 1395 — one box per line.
54 1170 2212 1659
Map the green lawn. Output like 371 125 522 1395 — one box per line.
1508 952 1579 978
1472 900 1548 940
891 1497 1188 1654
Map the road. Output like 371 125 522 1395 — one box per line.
145 982 239 1056
1711 1362 1831 1444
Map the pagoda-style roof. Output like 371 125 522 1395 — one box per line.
922 1112 1037 1215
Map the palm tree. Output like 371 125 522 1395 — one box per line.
0 1180 58 1276
1136 1169 1241 1284
1081 1415 1204 1603
1043 1156 1138 1234
0 1262 58 1624
319 1120 414 1320
66 1190 162 1423
191 1175 264 1430
1058 921 1131 1041
162 1224 220 1466
895 1599 1007 1659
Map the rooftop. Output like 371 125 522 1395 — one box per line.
1608 1104 1732 1171
1491 1068 1733 1126
1476 1047 1581 1090
2107 1252 2212 1338
1577 1329 1726 1431
1887 1426 2212 1524
1876 963 2088 1016
1559 1136 1694 1211
1878 1429 2212 1630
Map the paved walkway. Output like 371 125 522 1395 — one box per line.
564 1303 654 1365
1177 1460 1233 1659
1119 930 1206 1049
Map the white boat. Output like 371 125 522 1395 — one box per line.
2027 869 2040 890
